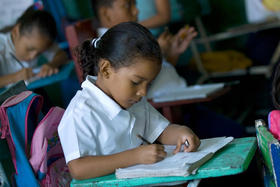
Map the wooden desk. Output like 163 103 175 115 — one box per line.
149 86 230 123
70 137 257 187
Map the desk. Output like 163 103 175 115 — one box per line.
71 137 257 187
27 61 74 90
149 86 230 123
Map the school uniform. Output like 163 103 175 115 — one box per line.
97 28 187 99
58 75 169 163
0 32 60 79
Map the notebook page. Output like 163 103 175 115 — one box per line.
152 83 225 102
116 136 233 178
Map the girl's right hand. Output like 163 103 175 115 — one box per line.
17 68 34 81
134 144 167 164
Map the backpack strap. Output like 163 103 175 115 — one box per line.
0 91 33 138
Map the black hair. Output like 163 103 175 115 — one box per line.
272 63 280 109
16 6 57 41
91 0 116 19
77 21 162 79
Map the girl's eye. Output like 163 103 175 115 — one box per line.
131 80 140 86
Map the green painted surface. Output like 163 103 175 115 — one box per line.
256 125 277 175
71 137 257 187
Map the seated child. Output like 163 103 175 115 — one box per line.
58 22 200 180
91 0 197 98
91 0 246 139
0 5 68 88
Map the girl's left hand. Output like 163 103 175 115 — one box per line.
173 126 200 154
37 63 58 78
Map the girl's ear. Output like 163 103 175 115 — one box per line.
99 58 113 79
11 24 20 40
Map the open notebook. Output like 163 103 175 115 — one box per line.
151 83 225 103
116 136 233 179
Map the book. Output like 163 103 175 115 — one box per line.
115 136 233 179
151 83 225 103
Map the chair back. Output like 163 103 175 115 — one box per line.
65 19 99 83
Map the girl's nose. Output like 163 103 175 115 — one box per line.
137 85 147 97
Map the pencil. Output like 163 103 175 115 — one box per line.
137 134 151 144
10 53 24 68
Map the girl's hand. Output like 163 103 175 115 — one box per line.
173 126 200 154
17 68 34 81
157 29 173 57
134 144 167 164
37 63 58 78
169 26 197 56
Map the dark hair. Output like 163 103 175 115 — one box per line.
91 0 115 19
77 22 162 78
16 6 57 41
272 63 280 109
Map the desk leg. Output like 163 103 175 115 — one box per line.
162 106 173 123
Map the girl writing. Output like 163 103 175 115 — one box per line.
0 5 68 88
58 22 200 180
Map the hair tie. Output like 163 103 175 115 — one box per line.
91 38 100 48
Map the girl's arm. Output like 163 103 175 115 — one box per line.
68 144 167 180
0 68 33 88
157 124 200 153
139 0 171 29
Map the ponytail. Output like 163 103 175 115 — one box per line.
76 39 100 79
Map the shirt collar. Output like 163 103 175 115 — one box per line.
81 75 123 120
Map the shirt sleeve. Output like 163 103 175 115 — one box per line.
58 102 99 163
143 100 170 143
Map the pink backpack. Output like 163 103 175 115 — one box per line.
0 91 71 186
268 110 280 140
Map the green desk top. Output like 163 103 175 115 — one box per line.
71 137 257 187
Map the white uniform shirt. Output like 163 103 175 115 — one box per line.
58 75 170 163
0 32 59 77
97 28 187 99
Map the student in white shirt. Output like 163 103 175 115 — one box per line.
92 0 197 99
58 22 200 180
0 5 68 88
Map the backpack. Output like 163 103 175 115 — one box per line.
268 110 280 140
0 90 71 187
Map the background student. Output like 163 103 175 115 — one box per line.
58 22 200 180
136 0 171 37
0 5 68 88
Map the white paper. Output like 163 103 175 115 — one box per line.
152 83 225 103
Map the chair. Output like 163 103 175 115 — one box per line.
255 119 280 187
180 0 280 83
192 19 280 83
65 18 99 83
